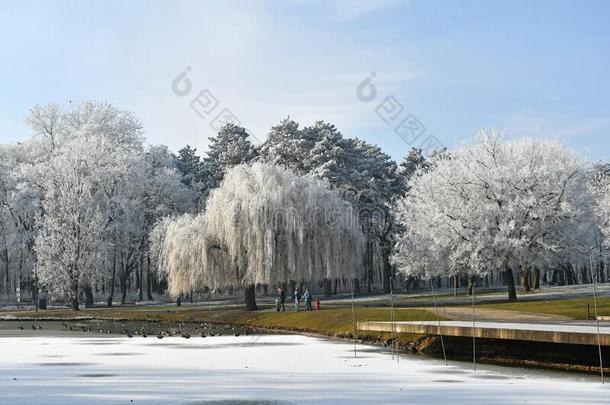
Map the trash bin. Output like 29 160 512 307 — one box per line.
38 298 47 310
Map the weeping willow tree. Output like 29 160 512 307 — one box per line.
152 163 365 310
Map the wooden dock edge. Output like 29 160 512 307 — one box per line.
357 321 610 346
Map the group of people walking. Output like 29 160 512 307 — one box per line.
276 288 320 312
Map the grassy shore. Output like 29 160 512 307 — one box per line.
473 296 610 319
0 305 440 347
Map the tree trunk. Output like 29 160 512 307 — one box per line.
382 256 391 293
365 234 373 293
120 284 127 304
70 296 79 310
119 263 127 305
405 276 414 290
551 268 563 285
84 284 94 308
323 278 332 297
69 272 80 310
565 264 577 285
3 258 8 296
504 265 517 301
137 252 144 301
32 271 38 307
1 235 9 295
146 252 154 301
580 265 589 285
533 268 540 289
467 275 475 296
520 268 531 292
107 248 116 307
119 257 128 305
244 284 257 311
597 259 606 283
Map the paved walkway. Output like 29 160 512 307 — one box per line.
323 283 610 308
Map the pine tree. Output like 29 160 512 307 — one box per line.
258 118 313 174
176 145 204 188
398 148 428 181
203 124 257 190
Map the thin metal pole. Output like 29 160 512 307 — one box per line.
589 253 604 384
471 279 476 372
431 279 447 366
351 278 357 358
34 266 39 313
390 279 395 360
391 278 399 363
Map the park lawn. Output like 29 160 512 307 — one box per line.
240 307 439 335
474 296 610 319
392 289 507 304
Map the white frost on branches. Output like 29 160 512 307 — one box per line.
35 134 114 303
153 163 364 296
391 131 594 282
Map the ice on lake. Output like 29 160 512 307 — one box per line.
0 334 607 404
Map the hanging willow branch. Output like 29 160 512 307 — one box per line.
152 163 365 296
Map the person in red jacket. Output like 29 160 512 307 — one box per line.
314 296 320 311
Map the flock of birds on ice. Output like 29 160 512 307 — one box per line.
16 321 248 340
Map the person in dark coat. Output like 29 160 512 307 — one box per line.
278 288 286 312
303 289 312 311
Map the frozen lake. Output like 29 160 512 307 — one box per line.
0 333 608 404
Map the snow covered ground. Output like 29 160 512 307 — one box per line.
0 333 607 404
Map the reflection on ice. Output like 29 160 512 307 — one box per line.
185 401 294 405
37 362 97 367
471 374 515 380
77 374 118 378
432 379 463 383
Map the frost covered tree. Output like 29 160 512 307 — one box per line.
0 102 197 308
32 102 144 308
121 145 195 303
593 164 610 282
392 131 593 300
0 140 47 295
153 163 364 310
6 101 608 307
35 135 110 309
97 143 193 306
25 103 64 152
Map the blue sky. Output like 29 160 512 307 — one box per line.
1 0 609 162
